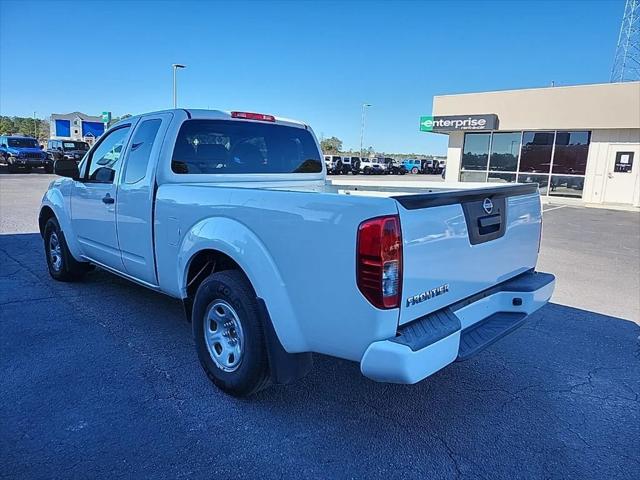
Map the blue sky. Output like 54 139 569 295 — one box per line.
0 0 624 154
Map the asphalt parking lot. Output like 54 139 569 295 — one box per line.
1 169 639 479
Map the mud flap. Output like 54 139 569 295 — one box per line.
257 298 313 385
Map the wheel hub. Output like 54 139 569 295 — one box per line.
49 232 62 272
204 300 244 372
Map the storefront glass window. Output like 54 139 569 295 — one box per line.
489 132 520 171
488 172 516 183
552 131 590 175
461 133 490 170
518 173 550 195
460 171 487 182
519 131 554 173
549 175 584 198
459 130 589 196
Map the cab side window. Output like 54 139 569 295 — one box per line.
85 126 131 183
123 119 162 184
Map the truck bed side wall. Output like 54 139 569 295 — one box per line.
154 185 400 360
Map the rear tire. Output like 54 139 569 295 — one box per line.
43 217 90 281
411 167 419 174
192 270 271 397
44 164 54 174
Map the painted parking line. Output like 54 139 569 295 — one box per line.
543 205 568 213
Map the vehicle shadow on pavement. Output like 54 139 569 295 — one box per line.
1 233 638 480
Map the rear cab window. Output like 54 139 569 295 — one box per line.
171 120 322 174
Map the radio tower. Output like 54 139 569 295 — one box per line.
611 0 640 82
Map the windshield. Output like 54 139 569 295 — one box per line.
63 141 89 151
8 138 38 148
172 120 322 174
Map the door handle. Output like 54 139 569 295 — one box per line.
102 194 115 204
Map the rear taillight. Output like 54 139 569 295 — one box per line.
356 215 402 309
231 111 276 122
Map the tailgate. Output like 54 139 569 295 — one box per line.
394 184 541 326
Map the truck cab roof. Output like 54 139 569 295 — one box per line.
111 109 308 131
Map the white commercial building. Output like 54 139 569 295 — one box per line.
50 112 105 145
428 82 640 209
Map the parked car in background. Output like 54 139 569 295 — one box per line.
0 135 52 173
347 156 364 175
324 155 342 174
350 156 361 174
421 159 445 174
403 158 422 174
360 157 386 174
335 156 353 175
325 156 363 175
47 140 90 163
383 157 407 175
375 157 388 174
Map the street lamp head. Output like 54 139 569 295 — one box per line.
172 64 186 69
363 103 372 107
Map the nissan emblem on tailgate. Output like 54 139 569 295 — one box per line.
483 198 493 214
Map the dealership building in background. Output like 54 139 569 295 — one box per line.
50 112 105 145
427 81 640 208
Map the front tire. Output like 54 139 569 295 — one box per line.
192 270 271 397
7 159 19 173
43 217 90 281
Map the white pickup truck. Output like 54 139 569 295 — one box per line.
39 109 555 396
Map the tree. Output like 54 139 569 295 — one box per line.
0 116 50 142
0 117 14 135
107 114 132 127
320 136 342 154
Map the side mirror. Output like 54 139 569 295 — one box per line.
39 145 44 150
54 159 79 180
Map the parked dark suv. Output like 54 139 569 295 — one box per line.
0 135 52 173
383 157 407 175
47 139 90 163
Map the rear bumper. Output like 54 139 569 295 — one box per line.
360 271 555 384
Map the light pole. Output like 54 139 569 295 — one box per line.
360 103 372 159
172 64 186 109
33 111 37 139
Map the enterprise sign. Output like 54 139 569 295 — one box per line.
420 114 498 132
